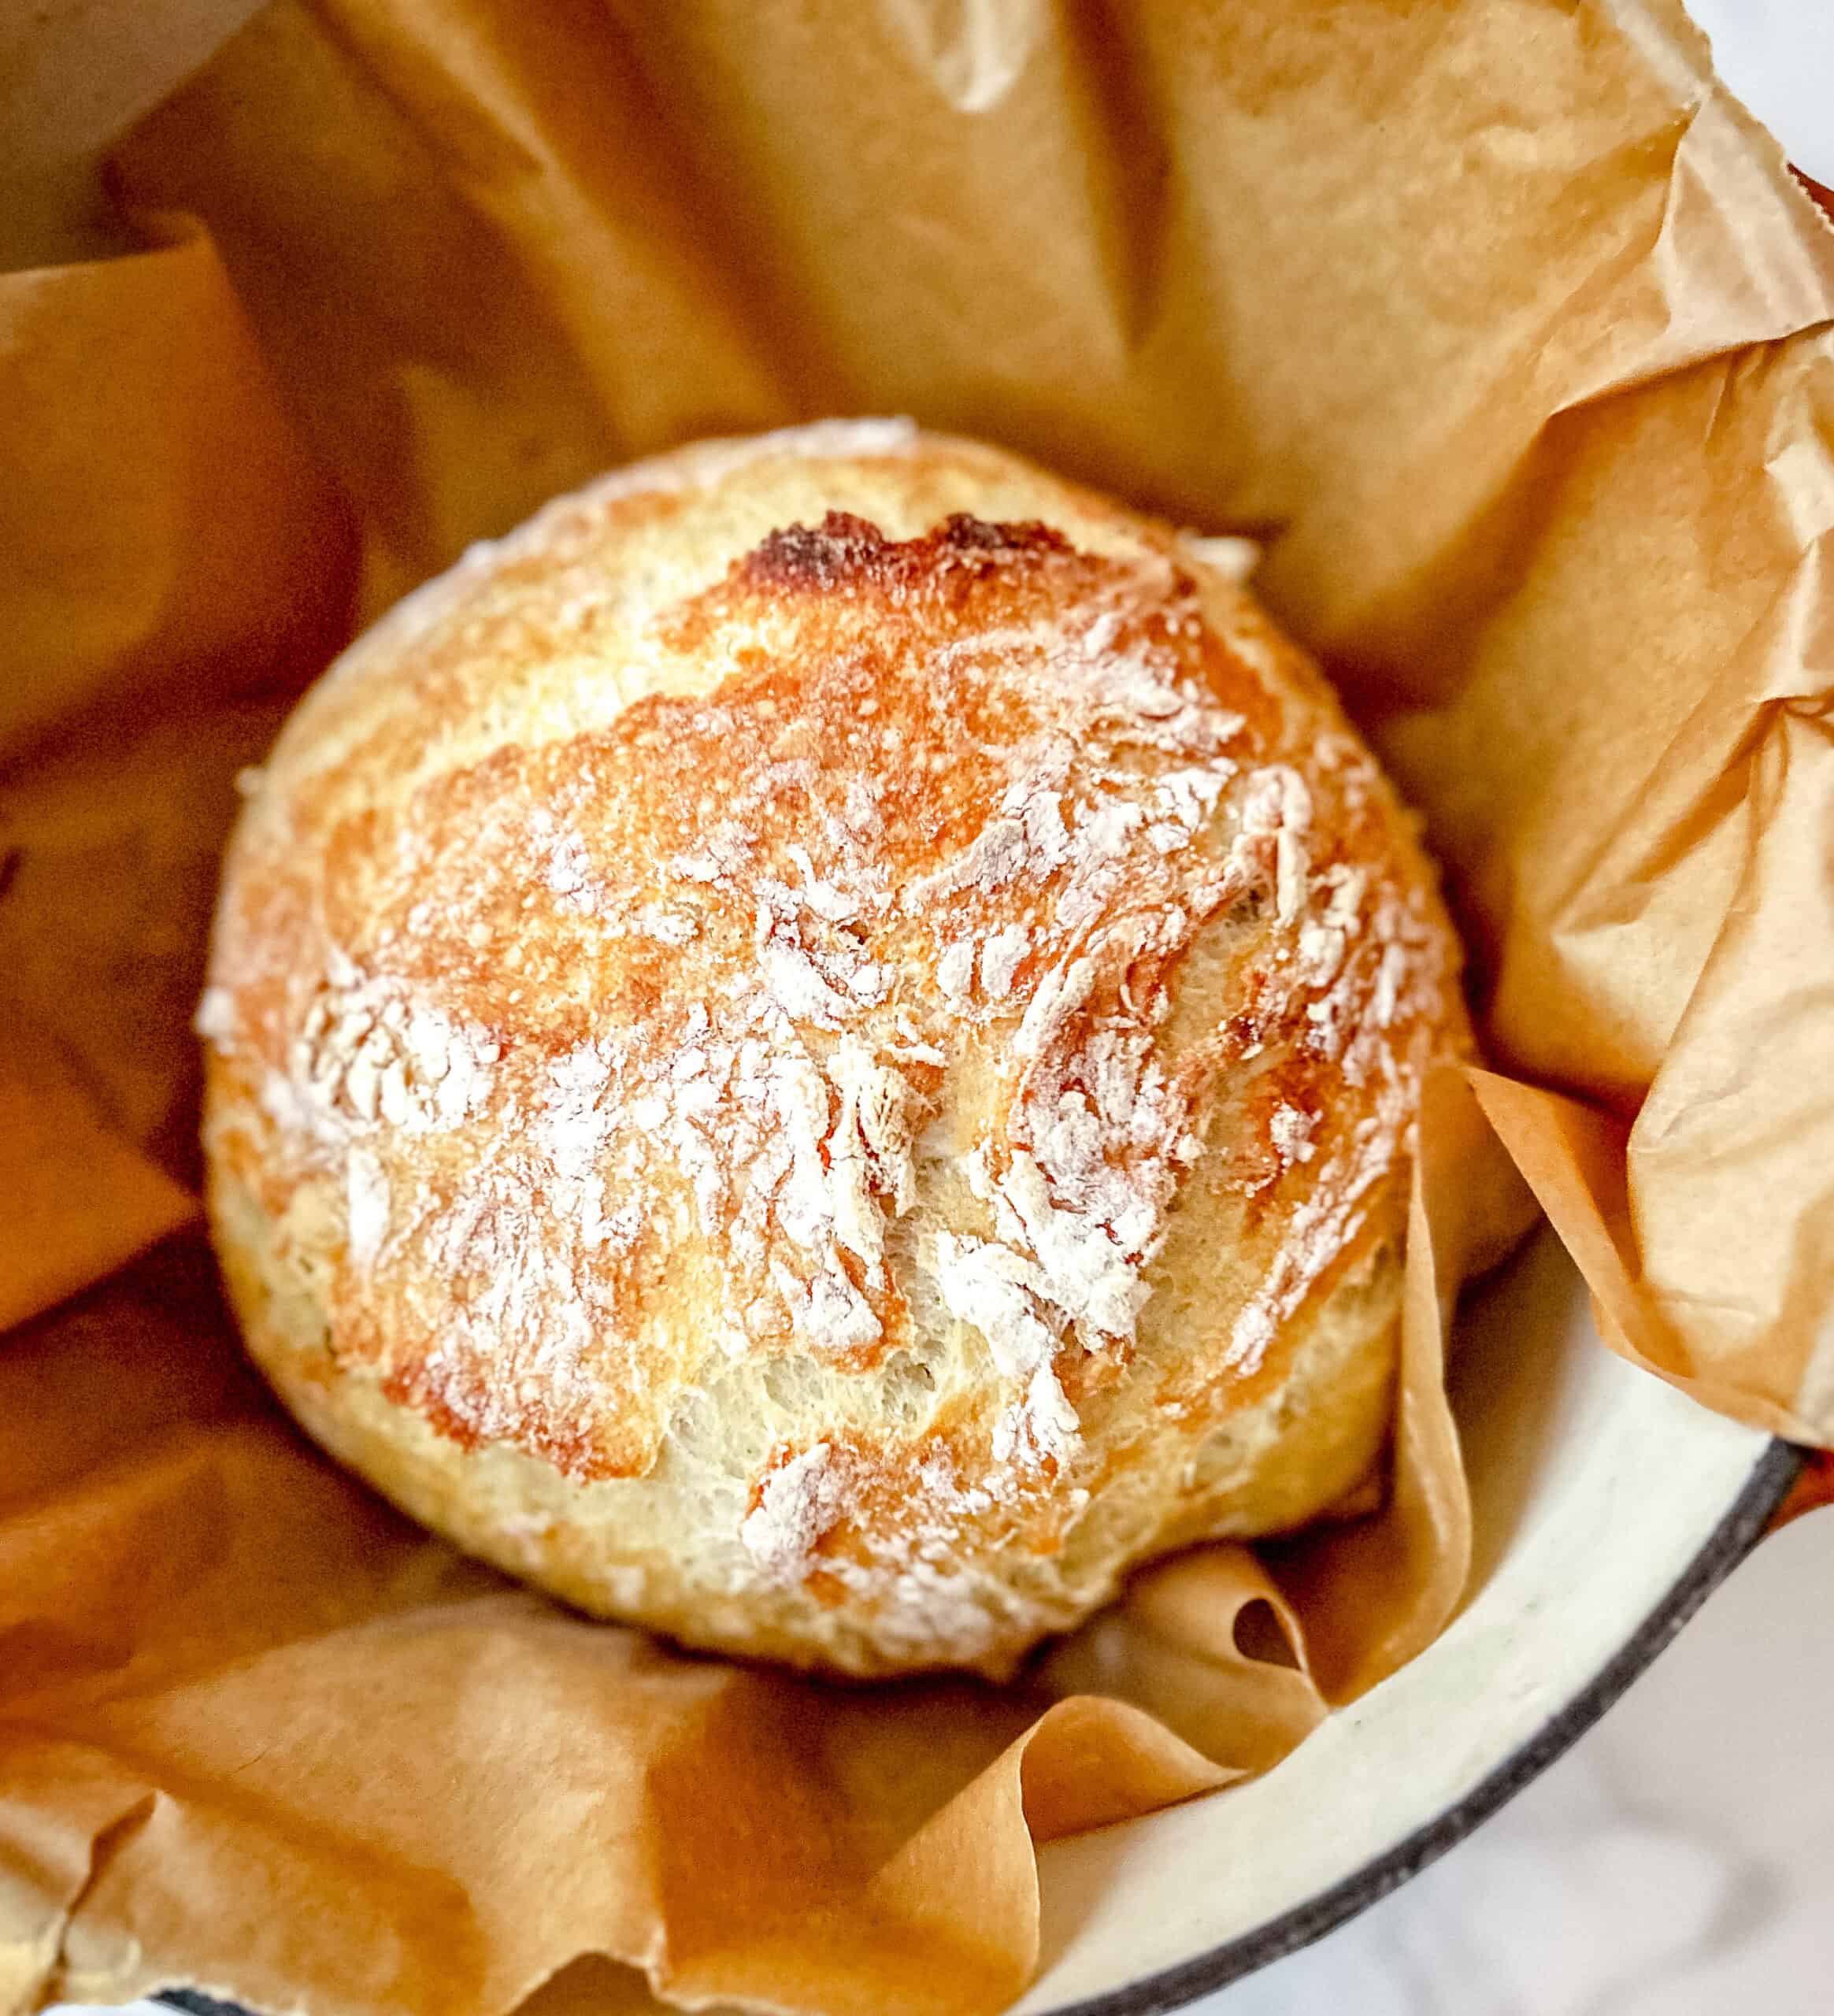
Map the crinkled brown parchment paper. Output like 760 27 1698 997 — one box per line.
4 2 1832 2011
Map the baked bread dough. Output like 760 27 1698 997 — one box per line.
199 421 1468 1677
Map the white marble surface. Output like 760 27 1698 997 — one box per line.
1688 0 1834 185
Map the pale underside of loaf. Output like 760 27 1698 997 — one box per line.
200 420 1465 1677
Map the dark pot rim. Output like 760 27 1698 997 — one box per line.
1036 1436 1803 2016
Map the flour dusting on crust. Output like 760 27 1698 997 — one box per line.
201 432 1465 1670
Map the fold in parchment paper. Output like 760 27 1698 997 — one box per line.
2 2 1832 2012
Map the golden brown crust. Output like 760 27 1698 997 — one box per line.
200 421 1468 1676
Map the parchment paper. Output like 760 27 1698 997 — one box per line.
4 2 1832 2012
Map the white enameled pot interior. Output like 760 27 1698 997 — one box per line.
1017 1231 1775 2012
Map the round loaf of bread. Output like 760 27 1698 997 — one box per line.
199 421 1468 1678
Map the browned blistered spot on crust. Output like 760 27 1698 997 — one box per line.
660 507 1278 741
732 509 1073 596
